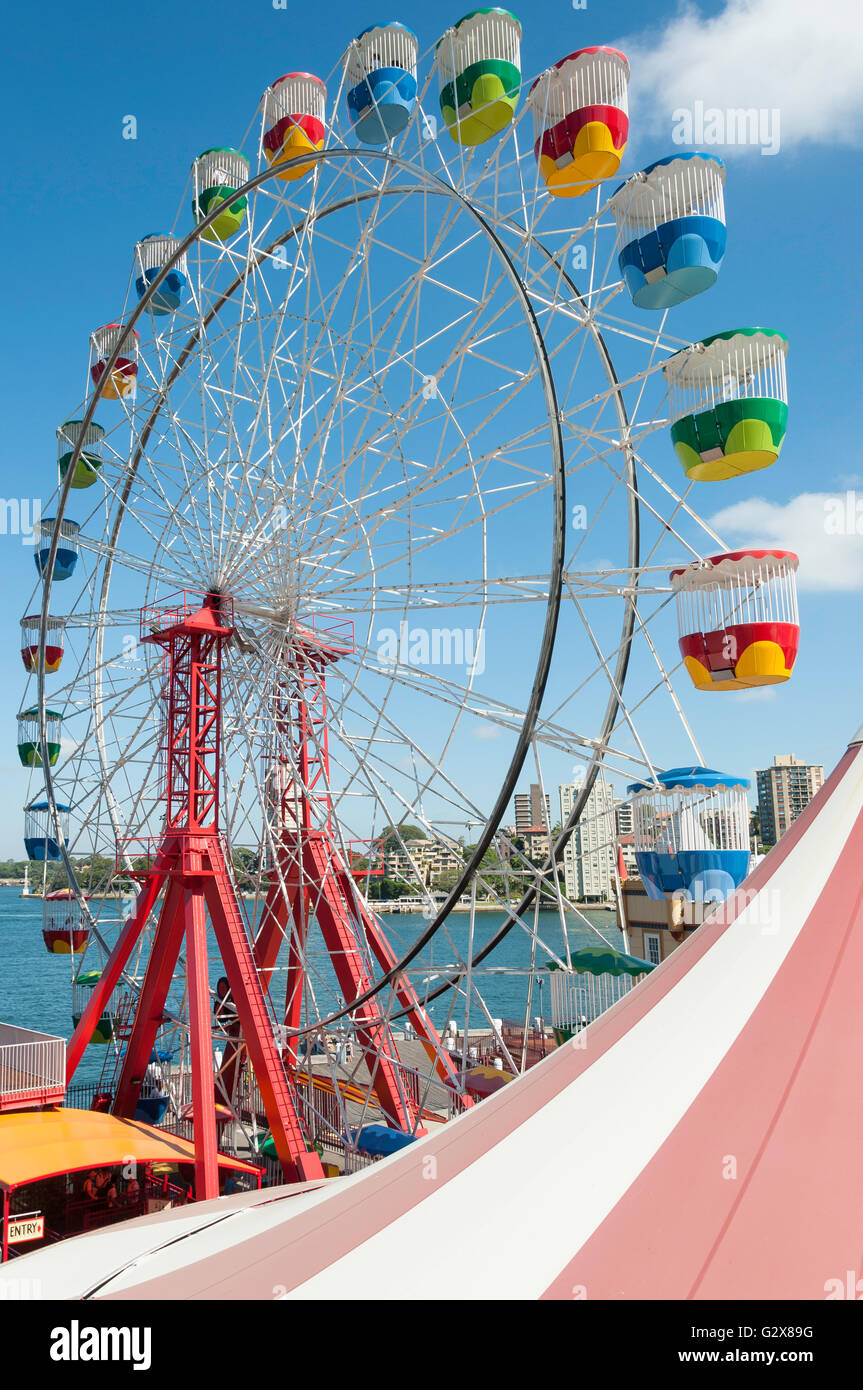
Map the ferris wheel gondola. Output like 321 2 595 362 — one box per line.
134 234 189 316
629 766 752 905
528 46 629 198
436 8 522 146
261 73 327 181
663 327 789 481
20 613 64 672
57 419 105 490
343 22 418 143
89 323 139 401
34 517 79 582
42 889 89 956
609 152 727 310
671 549 800 692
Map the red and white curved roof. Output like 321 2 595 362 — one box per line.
529 47 630 96
12 730 863 1299
670 548 799 588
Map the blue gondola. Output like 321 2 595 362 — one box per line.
350 1123 417 1157
134 234 189 316
34 517 80 582
24 800 71 862
609 153 726 311
628 766 750 904
343 22 418 144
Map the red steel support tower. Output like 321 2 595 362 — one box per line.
66 593 323 1195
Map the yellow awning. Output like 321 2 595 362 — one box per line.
0 1108 259 1189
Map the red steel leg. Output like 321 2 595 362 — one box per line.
204 840 322 1183
185 872 220 1201
66 849 173 1084
303 836 414 1130
112 877 186 1118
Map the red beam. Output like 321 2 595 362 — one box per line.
66 849 172 1084
185 860 219 1201
112 875 185 1117
204 839 322 1183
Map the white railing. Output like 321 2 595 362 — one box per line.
549 970 645 1036
344 1149 378 1174
0 1023 65 1098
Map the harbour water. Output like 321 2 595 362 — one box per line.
0 887 620 1085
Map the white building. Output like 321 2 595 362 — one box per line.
615 800 633 837
381 837 463 884
559 780 616 902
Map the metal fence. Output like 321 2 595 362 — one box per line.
343 1149 378 1174
549 968 645 1035
0 1023 65 1100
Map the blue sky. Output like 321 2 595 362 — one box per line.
1 0 861 854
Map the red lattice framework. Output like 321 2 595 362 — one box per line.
67 596 468 1203
67 593 323 1196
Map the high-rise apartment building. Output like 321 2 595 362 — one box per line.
615 800 633 837
514 783 550 834
756 755 824 845
559 780 616 902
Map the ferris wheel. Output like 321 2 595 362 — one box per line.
19 13 798 1187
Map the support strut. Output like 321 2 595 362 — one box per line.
67 593 322 1193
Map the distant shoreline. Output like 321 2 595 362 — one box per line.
0 884 618 916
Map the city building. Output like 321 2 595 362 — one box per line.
381 837 463 885
520 826 551 861
615 800 633 837
756 755 824 845
559 780 616 902
514 783 550 834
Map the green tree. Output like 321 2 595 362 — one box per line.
379 823 427 846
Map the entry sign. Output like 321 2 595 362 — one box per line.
7 1212 44 1244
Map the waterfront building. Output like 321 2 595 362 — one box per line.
514 783 549 834
559 780 616 902
521 826 550 860
381 836 463 884
756 755 824 845
618 833 638 879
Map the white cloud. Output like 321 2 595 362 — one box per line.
730 686 777 703
623 0 863 155
709 492 863 590
473 722 503 740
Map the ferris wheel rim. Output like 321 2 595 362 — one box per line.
36 142 573 966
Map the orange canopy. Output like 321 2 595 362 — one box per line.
0 1108 259 1190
